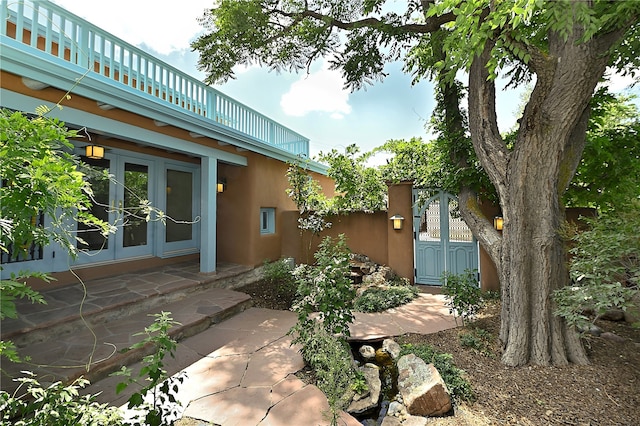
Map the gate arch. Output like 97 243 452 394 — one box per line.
413 190 479 285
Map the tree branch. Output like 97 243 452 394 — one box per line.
274 7 454 35
468 39 509 198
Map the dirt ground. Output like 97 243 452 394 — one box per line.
234 280 640 426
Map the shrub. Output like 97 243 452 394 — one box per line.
398 341 474 403
354 285 419 312
554 204 640 331
290 234 355 342
458 327 494 358
263 258 296 301
0 373 122 426
112 312 184 426
441 269 484 326
296 322 364 425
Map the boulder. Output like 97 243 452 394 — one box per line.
397 354 452 417
359 344 376 361
347 364 382 415
381 339 402 360
381 417 402 426
601 332 626 343
600 309 625 322
403 416 429 426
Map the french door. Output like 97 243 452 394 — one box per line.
75 155 154 264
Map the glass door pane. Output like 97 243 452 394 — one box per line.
166 169 193 242
122 162 149 248
77 157 112 252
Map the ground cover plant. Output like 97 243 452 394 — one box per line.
353 284 419 313
233 282 640 425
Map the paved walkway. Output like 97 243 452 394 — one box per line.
1 261 458 425
87 294 458 426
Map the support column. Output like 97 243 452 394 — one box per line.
200 156 217 273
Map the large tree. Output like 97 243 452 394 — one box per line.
192 0 639 366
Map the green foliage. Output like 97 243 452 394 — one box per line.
564 89 640 213
296 322 364 425
554 283 636 332
0 372 122 426
398 342 474 403
290 235 355 342
0 109 109 363
111 312 184 426
353 285 418 313
263 258 297 301
317 144 387 213
458 327 494 358
285 160 330 215
567 203 640 289
0 109 110 260
554 205 640 331
0 273 47 321
441 269 484 326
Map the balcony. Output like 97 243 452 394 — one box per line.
0 0 310 157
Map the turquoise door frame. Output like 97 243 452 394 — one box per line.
413 190 479 285
74 154 156 265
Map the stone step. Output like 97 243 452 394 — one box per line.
1 263 258 346
0 263 260 395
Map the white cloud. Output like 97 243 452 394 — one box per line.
602 71 638 93
51 0 211 55
280 64 352 118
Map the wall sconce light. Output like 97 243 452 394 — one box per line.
217 178 226 193
494 216 504 231
390 214 405 230
85 145 105 159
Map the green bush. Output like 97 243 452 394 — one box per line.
263 258 296 301
290 234 355 341
111 312 184 426
398 341 474 403
296 322 364 425
354 285 418 312
441 269 484 326
458 327 494 358
554 204 640 331
0 373 122 426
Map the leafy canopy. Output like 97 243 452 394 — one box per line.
193 1 639 89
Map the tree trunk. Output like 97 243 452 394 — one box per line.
461 12 622 366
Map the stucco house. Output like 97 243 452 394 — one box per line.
2 0 508 292
0 0 335 285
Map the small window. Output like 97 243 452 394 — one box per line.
260 208 275 234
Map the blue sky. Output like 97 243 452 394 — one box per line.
52 0 638 162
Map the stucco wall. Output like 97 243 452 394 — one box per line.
216 156 335 267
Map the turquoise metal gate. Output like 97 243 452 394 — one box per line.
413 190 479 285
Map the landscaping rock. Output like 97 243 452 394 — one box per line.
359 344 376 361
397 354 452 417
600 309 625 321
347 364 382 415
382 339 402 360
403 415 429 426
387 401 404 417
381 417 403 426
601 332 626 343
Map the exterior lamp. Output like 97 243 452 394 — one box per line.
390 214 405 230
85 145 105 159
494 216 504 231
217 178 226 193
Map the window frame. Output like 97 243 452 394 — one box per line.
260 207 276 235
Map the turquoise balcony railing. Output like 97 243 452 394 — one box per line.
0 0 310 157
